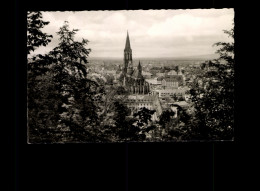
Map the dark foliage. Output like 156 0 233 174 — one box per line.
186 27 234 140
27 11 53 55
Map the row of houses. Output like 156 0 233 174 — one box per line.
142 69 184 79
145 75 185 90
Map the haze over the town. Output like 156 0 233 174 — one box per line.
30 9 234 59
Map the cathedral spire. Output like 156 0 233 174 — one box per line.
136 60 143 79
138 61 142 70
125 30 131 50
123 30 132 74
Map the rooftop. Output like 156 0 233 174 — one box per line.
168 70 177 75
145 79 161 85
154 89 186 93
142 71 152 75
163 75 183 82
172 101 189 108
127 95 157 102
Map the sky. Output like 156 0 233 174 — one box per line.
30 9 234 58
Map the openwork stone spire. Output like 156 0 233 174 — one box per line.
124 30 131 50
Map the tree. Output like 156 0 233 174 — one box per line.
133 107 155 127
157 104 194 141
175 65 180 74
133 107 156 140
48 21 102 142
27 20 100 143
159 110 176 137
103 103 156 142
27 12 56 143
97 85 129 128
173 93 178 101
168 105 191 141
187 27 234 140
27 11 53 55
112 100 132 141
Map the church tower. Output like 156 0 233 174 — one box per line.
124 31 132 74
138 61 142 74
136 61 143 79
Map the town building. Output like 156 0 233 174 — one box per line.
161 75 184 89
126 94 162 121
156 72 166 77
142 71 153 79
167 70 177 75
145 78 162 87
152 88 186 98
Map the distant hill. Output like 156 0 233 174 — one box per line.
88 57 122 61
88 54 219 61
136 54 219 61
174 54 219 60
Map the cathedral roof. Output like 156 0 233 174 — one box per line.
124 31 131 51
127 68 134 75
118 72 125 80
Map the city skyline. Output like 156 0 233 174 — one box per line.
29 9 234 58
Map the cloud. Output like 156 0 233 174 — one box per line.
29 9 234 58
147 12 233 37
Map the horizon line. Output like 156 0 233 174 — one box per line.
88 55 218 59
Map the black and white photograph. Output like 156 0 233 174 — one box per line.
27 9 234 143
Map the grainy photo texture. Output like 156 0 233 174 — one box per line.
27 9 234 143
